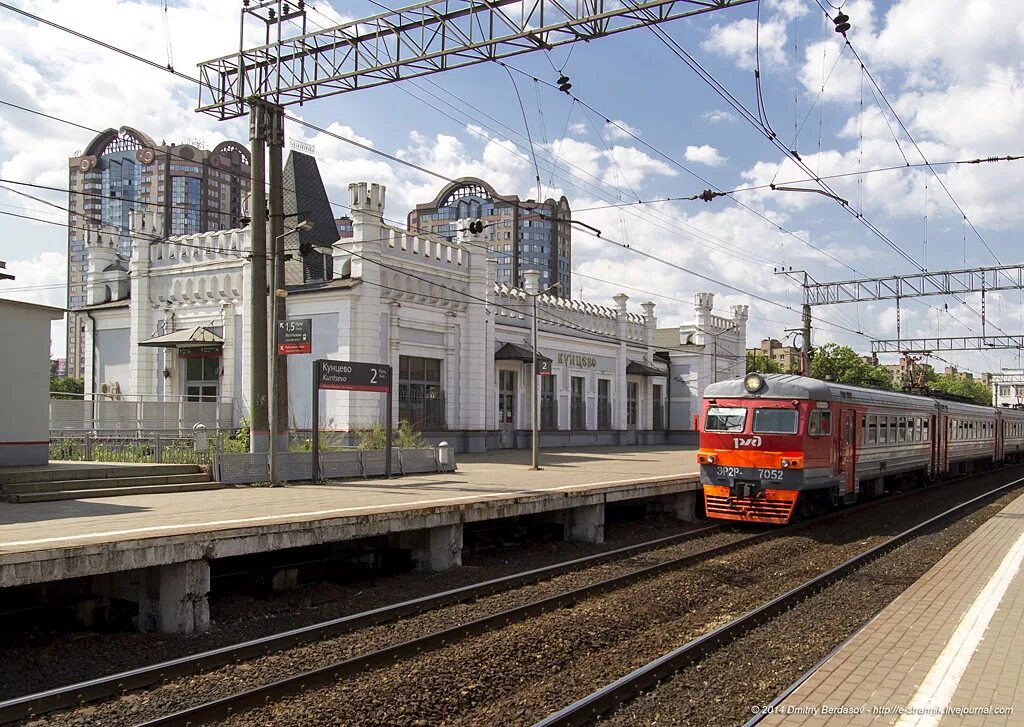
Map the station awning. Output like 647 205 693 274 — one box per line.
138 326 224 348
495 342 552 366
627 360 667 377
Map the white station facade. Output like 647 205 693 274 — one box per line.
78 166 747 451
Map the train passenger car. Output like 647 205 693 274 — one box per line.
698 373 1011 525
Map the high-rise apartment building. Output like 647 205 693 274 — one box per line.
66 126 250 376
408 177 571 295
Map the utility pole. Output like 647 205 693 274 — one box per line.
801 302 812 376
268 105 287 456
248 99 270 453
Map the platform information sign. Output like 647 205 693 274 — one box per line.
312 359 393 482
316 360 390 393
277 318 312 355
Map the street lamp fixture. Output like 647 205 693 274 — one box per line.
269 219 313 485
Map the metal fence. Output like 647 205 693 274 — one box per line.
214 446 456 485
48 432 231 465
50 393 234 435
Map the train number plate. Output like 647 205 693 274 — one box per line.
758 469 785 481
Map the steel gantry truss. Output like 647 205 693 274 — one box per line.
798 264 1024 306
871 336 1024 354
197 0 755 119
776 265 1024 359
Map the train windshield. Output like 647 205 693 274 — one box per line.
705 407 747 432
753 408 799 434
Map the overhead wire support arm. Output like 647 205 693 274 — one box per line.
871 336 1024 354
196 0 757 118
799 264 1024 306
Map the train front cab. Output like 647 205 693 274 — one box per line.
699 374 856 525
699 412 837 525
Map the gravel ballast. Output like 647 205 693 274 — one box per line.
21 469 1024 727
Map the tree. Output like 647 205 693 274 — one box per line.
928 373 992 406
809 343 894 390
49 376 84 400
746 351 783 374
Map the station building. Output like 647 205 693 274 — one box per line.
75 157 747 451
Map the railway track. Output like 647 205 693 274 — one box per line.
10 472 1011 726
534 473 1024 727
0 523 721 724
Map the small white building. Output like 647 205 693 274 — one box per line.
992 369 1024 408
0 299 65 465
73 162 748 451
654 293 748 431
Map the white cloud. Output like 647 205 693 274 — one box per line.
703 109 736 124
602 146 675 188
684 145 727 167
566 121 588 136
702 17 787 70
603 120 640 141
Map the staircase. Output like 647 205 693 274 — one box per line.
0 463 224 503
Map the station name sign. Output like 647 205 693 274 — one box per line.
557 353 597 368
315 359 391 393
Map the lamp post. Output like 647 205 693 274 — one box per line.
525 271 560 471
269 220 313 485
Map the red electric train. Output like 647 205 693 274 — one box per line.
698 372 1024 525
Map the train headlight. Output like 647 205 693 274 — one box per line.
781 459 790 468
707 455 716 464
744 373 765 393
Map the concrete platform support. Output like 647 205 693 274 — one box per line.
153 559 211 634
393 524 464 572
564 503 605 544
660 491 698 522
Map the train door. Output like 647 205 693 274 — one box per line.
996 416 1004 463
929 415 939 477
838 409 857 500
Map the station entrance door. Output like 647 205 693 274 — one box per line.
499 370 517 448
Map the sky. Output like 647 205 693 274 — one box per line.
1 0 1024 378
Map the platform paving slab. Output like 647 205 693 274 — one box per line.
761 490 1024 726
0 446 698 588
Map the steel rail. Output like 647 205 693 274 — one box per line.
0 523 719 724
532 474 1024 727
124 487 945 727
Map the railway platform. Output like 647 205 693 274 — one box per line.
0 445 698 633
762 489 1024 726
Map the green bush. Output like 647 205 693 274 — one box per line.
354 420 430 450
222 417 251 453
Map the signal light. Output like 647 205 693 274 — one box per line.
833 12 850 34
469 220 484 234
298 241 315 257
557 74 572 94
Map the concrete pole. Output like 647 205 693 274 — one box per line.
801 303 812 376
532 291 539 470
268 106 286 482
248 101 269 453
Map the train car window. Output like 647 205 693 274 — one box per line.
879 416 888 444
753 408 799 434
889 417 897 443
913 418 921 442
809 410 832 436
924 419 930 441
867 415 877 444
898 417 907 442
704 407 747 432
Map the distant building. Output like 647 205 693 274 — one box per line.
408 177 571 296
747 338 800 372
992 369 1024 408
943 366 974 381
883 356 916 385
66 126 250 378
335 216 353 239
